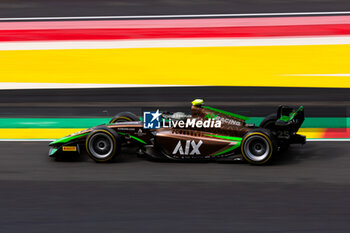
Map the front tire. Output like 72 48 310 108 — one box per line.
109 112 139 123
86 127 120 162
241 130 274 165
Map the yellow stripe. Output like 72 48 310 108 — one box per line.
297 128 325 139
0 128 85 139
1 45 350 87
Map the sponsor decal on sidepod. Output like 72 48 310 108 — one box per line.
172 140 203 155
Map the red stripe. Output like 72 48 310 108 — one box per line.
2 24 350 41
323 128 350 138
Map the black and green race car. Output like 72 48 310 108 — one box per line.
49 99 305 165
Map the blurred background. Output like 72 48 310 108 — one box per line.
0 1 350 233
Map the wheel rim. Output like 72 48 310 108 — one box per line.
244 135 270 162
88 133 114 159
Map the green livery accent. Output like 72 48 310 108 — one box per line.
49 132 89 145
280 115 290 122
117 132 147 144
130 135 147 144
202 106 249 121
204 113 218 119
279 106 304 122
290 106 304 121
213 143 241 156
49 148 58 156
204 134 243 141
204 134 242 156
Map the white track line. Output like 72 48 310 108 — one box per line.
307 139 350 141
1 11 350 21
284 74 350 76
1 36 350 51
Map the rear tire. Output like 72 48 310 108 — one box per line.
260 114 290 152
86 127 120 162
241 130 274 165
260 113 278 131
109 112 139 123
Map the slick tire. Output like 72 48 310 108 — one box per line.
241 129 275 165
109 112 139 123
86 127 120 163
259 113 278 131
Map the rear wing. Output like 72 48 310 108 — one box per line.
276 106 305 132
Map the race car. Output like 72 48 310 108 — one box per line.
48 99 306 165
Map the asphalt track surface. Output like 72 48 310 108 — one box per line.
2 0 350 18
0 141 349 233
0 87 348 117
0 87 348 232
